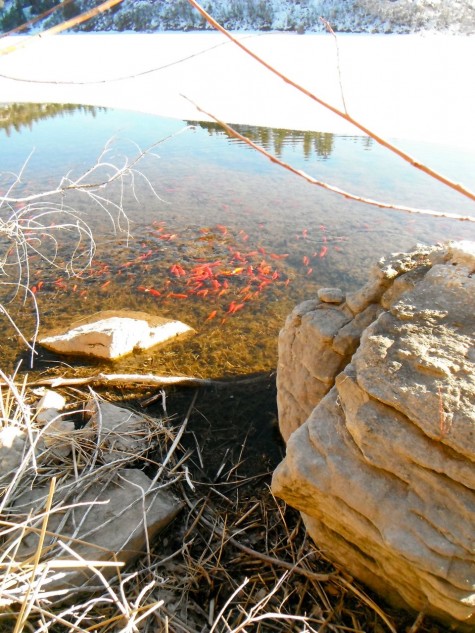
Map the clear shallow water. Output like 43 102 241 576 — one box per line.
0 104 474 378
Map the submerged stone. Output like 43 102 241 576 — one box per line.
38 310 194 360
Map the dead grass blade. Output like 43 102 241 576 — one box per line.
13 477 55 632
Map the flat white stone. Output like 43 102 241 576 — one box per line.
39 310 194 360
0 426 26 477
37 390 66 415
89 400 152 463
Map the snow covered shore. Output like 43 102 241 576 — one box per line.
1 32 474 148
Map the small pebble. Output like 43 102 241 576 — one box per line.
318 287 344 304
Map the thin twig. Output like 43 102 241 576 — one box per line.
148 390 199 490
0 0 76 38
0 36 259 84
320 17 347 114
337 577 397 633
12 372 273 390
183 491 333 584
407 612 425 633
13 477 56 633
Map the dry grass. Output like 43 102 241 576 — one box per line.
0 377 447 632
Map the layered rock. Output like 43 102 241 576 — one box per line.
272 241 475 629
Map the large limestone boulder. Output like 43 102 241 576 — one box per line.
39 310 194 360
272 241 475 630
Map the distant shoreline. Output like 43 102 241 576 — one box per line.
1 32 474 149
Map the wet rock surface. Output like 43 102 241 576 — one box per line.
39 309 194 360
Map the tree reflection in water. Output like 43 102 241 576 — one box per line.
0 102 106 136
188 119 374 161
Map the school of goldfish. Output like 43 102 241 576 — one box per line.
28 220 341 325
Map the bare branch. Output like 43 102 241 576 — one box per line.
186 0 475 205
0 0 125 57
183 96 475 223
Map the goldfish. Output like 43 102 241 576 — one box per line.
227 302 245 314
170 264 186 277
167 292 188 299
206 310 217 321
258 261 272 275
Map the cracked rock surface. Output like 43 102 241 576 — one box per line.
272 241 475 629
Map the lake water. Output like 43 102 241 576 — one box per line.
0 103 474 378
